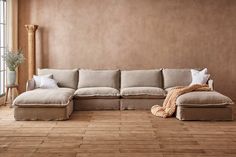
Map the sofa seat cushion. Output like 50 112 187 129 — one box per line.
13 88 75 107
176 91 234 107
74 87 120 98
165 87 175 93
121 87 166 99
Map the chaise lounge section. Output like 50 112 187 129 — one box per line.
13 68 234 121
14 88 75 120
162 69 234 120
13 69 78 120
176 91 234 120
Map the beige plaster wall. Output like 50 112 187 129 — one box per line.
18 0 236 100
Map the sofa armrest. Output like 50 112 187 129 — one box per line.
26 79 35 91
208 79 214 90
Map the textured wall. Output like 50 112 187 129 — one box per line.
18 0 236 100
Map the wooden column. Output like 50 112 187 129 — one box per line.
25 24 38 80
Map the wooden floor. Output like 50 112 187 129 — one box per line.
0 106 236 157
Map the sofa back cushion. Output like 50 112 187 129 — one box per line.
121 69 163 88
163 69 192 89
38 69 78 89
78 69 120 89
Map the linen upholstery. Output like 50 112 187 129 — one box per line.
14 68 234 122
78 69 119 89
165 87 174 93
120 99 165 110
74 87 119 98
14 101 73 121
165 79 214 93
121 69 163 88
38 69 78 89
176 106 233 121
208 79 214 90
163 69 192 89
121 87 166 98
74 98 120 110
13 88 75 107
26 79 35 91
176 91 234 107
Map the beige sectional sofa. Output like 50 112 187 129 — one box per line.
13 68 234 121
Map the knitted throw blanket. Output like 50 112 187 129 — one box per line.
151 84 211 118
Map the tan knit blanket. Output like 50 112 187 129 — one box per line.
151 84 211 118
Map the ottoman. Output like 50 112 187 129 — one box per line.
13 88 75 121
176 91 234 121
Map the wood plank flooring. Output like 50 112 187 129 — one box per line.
0 106 236 157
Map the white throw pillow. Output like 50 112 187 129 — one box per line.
39 77 59 89
191 68 208 75
190 68 210 86
33 74 53 88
